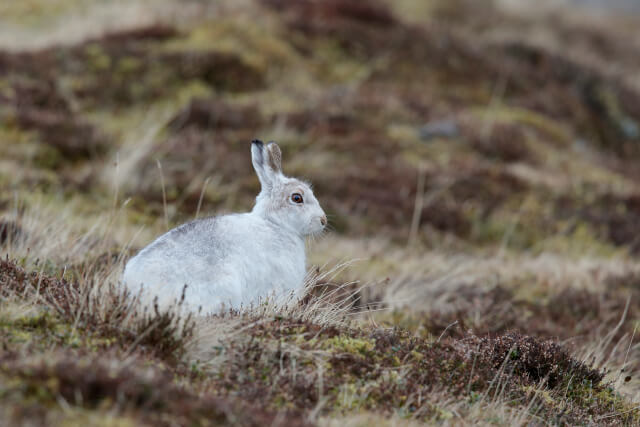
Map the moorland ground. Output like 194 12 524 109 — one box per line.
1 0 640 425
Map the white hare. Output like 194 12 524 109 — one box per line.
123 140 327 314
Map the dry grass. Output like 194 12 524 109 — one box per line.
0 0 205 51
3 198 639 424
1 0 640 424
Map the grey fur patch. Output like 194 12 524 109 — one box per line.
172 218 204 235
267 141 282 172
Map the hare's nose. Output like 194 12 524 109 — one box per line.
320 215 327 226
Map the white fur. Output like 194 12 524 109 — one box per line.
122 140 326 314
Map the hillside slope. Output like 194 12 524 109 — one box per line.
1 0 640 425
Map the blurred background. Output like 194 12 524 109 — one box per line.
1 0 640 382
2 0 640 249
2 0 640 424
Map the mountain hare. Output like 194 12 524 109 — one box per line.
123 140 327 314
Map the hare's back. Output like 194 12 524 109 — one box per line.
123 217 226 286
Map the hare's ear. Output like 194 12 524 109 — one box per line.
251 139 282 190
266 141 282 173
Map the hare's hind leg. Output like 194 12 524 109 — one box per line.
185 273 243 314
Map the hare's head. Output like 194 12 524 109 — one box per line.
251 140 326 237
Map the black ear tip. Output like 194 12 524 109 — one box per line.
251 139 264 147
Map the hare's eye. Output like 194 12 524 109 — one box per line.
291 193 304 204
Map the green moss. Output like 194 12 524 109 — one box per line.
0 308 115 353
85 43 112 71
160 18 294 73
310 39 371 83
32 143 64 169
116 56 143 74
87 80 211 140
533 222 622 257
433 407 454 421
376 310 427 337
59 411 139 427
594 86 640 141
319 336 376 356
0 0 87 26
468 205 542 250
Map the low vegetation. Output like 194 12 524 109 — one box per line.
1 0 640 425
